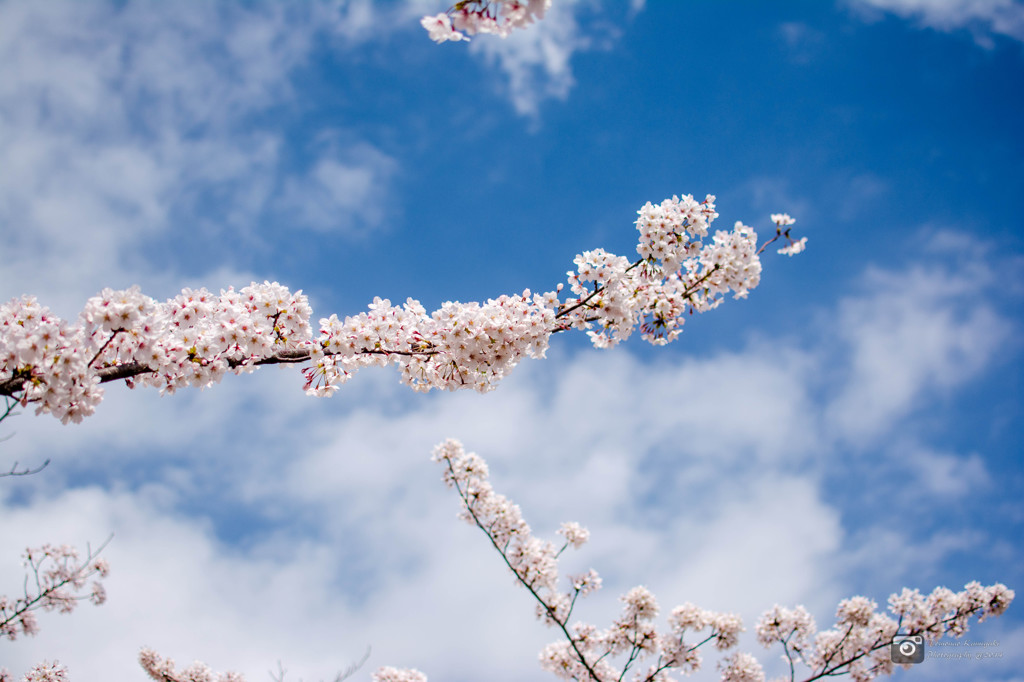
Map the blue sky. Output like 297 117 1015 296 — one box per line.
0 1 1022 680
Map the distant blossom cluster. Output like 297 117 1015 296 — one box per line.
1 196 798 424
432 438 754 682
429 439 1014 682
0 544 109 682
371 668 428 682
0 544 109 643
138 649 244 682
132 654 429 682
0 661 68 682
770 214 806 256
421 0 551 42
755 583 1014 681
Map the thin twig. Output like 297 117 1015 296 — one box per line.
0 458 51 478
446 458 605 682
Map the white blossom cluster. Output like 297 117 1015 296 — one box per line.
432 439 1014 682
371 667 429 682
717 653 765 682
755 583 1015 682
0 197 799 424
432 438 564 598
0 282 312 424
534 589 751 682
0 661 68 682
432 438 752 682
307 290 558 396
138 649 244 682
421 0 551 43
568 195 763 348
770 213 806 256
0 545 109 682
0 544 109 643
0 296 100 425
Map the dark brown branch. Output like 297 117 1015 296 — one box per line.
0 256 730 405
756 228 788 256
88 329 124 368
0 345 444 401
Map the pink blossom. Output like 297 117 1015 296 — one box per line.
422 1 551 42
371 667 428 682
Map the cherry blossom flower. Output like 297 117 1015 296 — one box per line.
422 1 551 41
420 13 466 43
19 661 68 682
138 649 245 682
778 237 808 256
371 667 428 682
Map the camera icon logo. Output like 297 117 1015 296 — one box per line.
891 635 925 664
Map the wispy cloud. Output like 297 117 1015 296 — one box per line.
847 0 1024 45
397 0 625 120
467 3 587 118
465 1 628 120
0 1 396 314
777 21 827 64
824 255 1010 446
276 138 398 235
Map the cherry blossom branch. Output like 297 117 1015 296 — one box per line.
87 329 124 368
431 438 748 682
0 458 50 478
1 195 797 424
1 395 19 423
139 649 245 682
756 584 1015 682
757 214 806 257
1 396 48 476
552 258 644 323
0 538 111 642
437 451 605 681
138 641 380 681
431 439 1014 682
0 661 69 682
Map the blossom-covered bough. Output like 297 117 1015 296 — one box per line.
0 195 781 424
0 541 110 643
0 542 110 682
431 439 1013 682
0 2 1013 680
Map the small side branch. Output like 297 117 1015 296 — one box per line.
0 458 50 478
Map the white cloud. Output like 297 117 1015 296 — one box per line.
391 1 623 119
848 0 1024 44
907 445 991 498
0 1 395 316
777 21 827 64
276 141 398 235
0 487 363 681
467 1 604 119
824 259 1010 446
